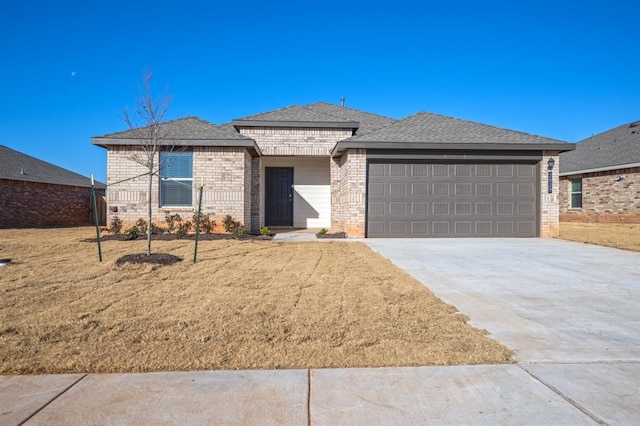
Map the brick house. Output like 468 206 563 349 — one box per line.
92 102 574 237
0 145 106 227
560 120 640 223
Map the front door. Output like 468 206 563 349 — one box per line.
265 167 294 227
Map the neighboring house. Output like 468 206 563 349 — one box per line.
92 102 573 238
559 120 640 223
0 145 106 227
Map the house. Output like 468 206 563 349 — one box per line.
0 145 106 227
559 120 640 223
92 102 574 237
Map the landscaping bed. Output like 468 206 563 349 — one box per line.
0 227 513 374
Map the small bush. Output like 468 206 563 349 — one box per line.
192 212 214 234
176 220 193 238
222 215 242 234
317 228 328 235
134 218 148 234
126 226 141 240
108 216 123 235
260 226 271 236
165 213 182 233
232 226 247 238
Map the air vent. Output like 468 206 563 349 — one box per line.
629 121 640 128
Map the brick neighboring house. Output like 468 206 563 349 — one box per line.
0 145 106 227
93 102 574 238
559 120 640 223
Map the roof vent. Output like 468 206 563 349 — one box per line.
630 121 640 128
340 97 345 107
20 168 26 175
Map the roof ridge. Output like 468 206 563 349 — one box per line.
307 101 395 121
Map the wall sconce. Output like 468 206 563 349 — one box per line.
547 158 555 171
617 174 626 182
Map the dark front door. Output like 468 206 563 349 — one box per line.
265 167 294 227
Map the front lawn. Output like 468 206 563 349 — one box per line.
0 227 512 374
559 222 640 252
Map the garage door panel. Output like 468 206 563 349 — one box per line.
367 161 538 237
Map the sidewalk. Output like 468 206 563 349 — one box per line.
4 363 638 425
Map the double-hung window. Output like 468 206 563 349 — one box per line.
570 178 582 208
159 151 193 206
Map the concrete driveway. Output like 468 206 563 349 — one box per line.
365 237 640 423
365 238 640 363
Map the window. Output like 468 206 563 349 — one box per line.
570 178 582 208
160 151 193 206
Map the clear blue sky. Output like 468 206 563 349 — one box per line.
1 0 637 183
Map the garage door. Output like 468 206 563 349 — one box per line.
367 161 538 237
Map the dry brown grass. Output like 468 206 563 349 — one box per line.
0 227 512 374
559 222 640 252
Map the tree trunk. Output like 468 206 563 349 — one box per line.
147 171 152 255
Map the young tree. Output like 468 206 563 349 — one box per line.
123 70 172 256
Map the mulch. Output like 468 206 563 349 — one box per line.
115 253 183 266
87 233 273 242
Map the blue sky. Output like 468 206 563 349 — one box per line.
1 0 637 183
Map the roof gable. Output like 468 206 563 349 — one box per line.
560 120 640 173
0 145 104 188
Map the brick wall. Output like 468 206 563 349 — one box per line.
540 151 560 237
559 166 640 223
0 179 105 227
238 127 352 156
106 146 253 230
333 149 366 237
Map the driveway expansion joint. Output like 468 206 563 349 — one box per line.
20 374 87 425
518 365 607 426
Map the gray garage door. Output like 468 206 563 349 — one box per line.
367 161 539 237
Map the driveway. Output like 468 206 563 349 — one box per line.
365 238 640 363
364 238 640 423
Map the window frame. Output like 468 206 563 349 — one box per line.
159 150 193 207
570 178 582 209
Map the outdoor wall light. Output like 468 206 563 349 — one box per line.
547 158 555 171
617 174 626 181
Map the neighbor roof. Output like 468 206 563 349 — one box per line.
231 104 360 130
560 120 640 174
0 145 105 188
333 112 573 154
92 116 261 155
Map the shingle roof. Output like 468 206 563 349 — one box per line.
231 103 361 130
560 120 640 173
344 112 569 146
304 102 396 134
0 145 105 188
94 116 253 141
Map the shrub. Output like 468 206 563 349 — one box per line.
260 226 271 236
176 220 193 238
317 228 328 235
134 218 148 234
165 213 182 233
108 216 123 235
222 215 242 233
126 226 141 240
232 226 247 238
192 212 214 234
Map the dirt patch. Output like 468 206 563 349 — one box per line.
91 232 273 242
559 223 640 252
0 227 513 374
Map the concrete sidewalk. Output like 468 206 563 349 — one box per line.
4 364 638 425
3 238 639 425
